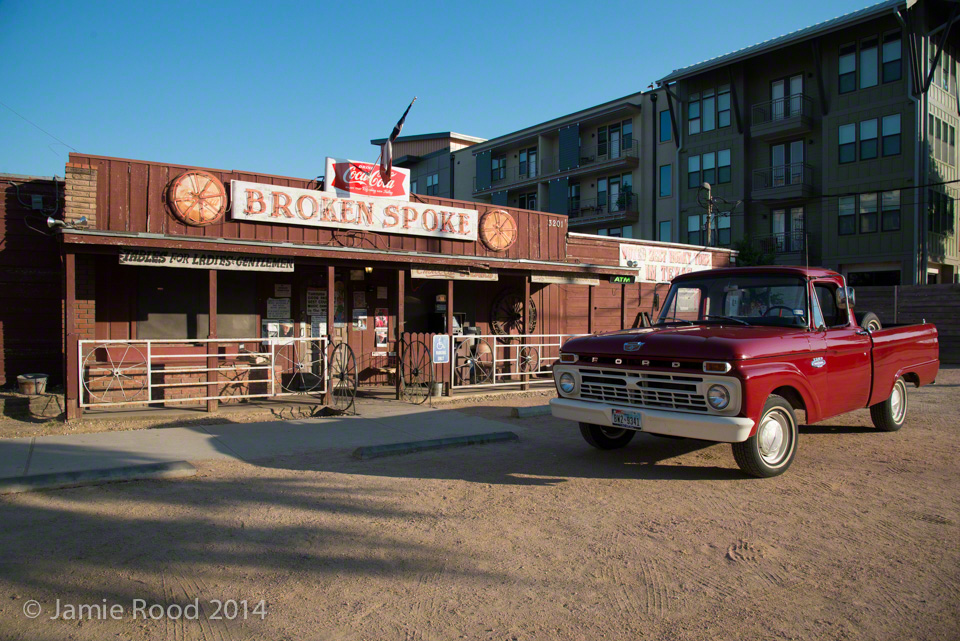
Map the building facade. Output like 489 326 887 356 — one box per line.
657 0 960 285
368 132 485 200
452 91 679 241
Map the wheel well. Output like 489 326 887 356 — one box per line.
771 386 806 413
902 372 921 388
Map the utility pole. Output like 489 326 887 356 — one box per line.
703 182 713 246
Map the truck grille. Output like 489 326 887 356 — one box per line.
577 367 709 412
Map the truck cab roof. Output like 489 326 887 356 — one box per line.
673 265 843 281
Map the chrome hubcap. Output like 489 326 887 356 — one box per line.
891 382 906 423
758 410 791 465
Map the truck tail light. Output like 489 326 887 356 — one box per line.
703 361 732 373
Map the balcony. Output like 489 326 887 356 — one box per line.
750 230 820 265
566 192 639 228
751 163 815 201
750 95 817 141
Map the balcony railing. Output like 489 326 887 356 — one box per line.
752 163 813 191
753 230 807 254
751 95 815 126
567 192 638 225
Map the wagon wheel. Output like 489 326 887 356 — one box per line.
82 342 148 404
454 338 494 386
517 346 540 374
399 339 431 404
275 339 326 396
328 343 357 413
491 290 537 337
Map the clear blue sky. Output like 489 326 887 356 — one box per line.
2 0 874 179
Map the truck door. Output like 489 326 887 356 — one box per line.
814 281 872 416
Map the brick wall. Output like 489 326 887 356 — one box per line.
64 163 97 226
75 254 96 341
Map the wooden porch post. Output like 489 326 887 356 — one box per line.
588 285 595 333
64 251 81 421
326 265 335 405
396 267 405 400
620 284 627 330
206 269 218 412
445 279 454 396
522 274 531 391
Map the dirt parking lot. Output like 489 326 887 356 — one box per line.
1 369 958 640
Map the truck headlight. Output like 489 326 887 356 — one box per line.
707 384 730 410
559 373 576 394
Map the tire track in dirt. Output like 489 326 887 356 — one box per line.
162 568 237 641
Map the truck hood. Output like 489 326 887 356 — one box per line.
564 325 812 361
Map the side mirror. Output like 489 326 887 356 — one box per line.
836 286 855 310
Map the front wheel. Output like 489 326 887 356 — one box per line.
579 422 636 450
870 376 908 432
732 395 798 478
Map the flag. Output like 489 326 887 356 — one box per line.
380 97 416 181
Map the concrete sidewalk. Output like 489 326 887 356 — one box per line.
0 400 523 480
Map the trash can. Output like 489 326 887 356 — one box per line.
17 373 48 396
431 382 444 397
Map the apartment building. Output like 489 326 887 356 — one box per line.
657 0 960 285
452 91 677 240
368 132 485 199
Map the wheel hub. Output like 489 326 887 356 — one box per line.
758 416 785 460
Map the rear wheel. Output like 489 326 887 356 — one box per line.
732 395 798 478
579 422 636 450
870 376 908 432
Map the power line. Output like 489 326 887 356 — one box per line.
0 100 77 152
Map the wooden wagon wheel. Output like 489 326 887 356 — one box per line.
82 342 148 404
167 170 227 226
275 338 326 397
328 343 357 413
479 209 518 251
454 338 494 386
517 346 540 374
399 339 431 404
490 290 537 337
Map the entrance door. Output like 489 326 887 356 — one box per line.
790 207 805 252
609 125 621 159
788 75 803 116
772 75 803 119
772 140 804 186
771 80 785 120
609 177 621 212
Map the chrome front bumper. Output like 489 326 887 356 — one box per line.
550 398 754 443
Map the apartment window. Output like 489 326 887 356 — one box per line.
702 152 716 184
860 37 879 88
839 43 857 93
518 192 537 210
718 86 731 128
839 195 856 235
598 127 608 157
860 119 878 160
882 32 902 82
687 214 702 245
882 114 901 156
491 154 506 181
687 155 701 188
941 50 951 91
659 164 672 197
606 227 623 238
568 183 581 213
881 189 901 231
951 124 957 165
839 123 856 163
659 110 672 142
622 120 633 147
598 177 608 210
702 89 716 132
519 147 537 178
716 214 731 246
717 149 731 184
658 220 672 242
410 179 418 194
860 192 878 233
425 173 439 195
688 94 701 135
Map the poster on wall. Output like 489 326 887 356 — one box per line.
353 308 367 330
374 308 388 328
306 288 327 315
266 297 291 319
261 321 279 341
350 269 365 281
334 282 346 327
274 283 292 297
375 327 388 347
311 315 327 338
353 291 367 308
376 286 388 300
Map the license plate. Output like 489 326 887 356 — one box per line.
611 409 642 429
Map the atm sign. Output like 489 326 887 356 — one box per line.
609 275 637 284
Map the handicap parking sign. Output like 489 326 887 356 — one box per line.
432 334 450 364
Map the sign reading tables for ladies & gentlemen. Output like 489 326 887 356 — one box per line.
411 268 498 281
119 248 294 272
232 179 479 242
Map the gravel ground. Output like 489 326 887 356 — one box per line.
0 369 957 640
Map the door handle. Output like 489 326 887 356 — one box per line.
856 329 869 336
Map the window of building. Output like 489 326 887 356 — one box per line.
860 192 878 233
839 123 856 163
597 226 632 238
882 31 902 82
717 149 731 184
659 110 672 142
491 154 506 181
718 86 731 128
425 173 439 195
951 124 956 165
598 127 607 157
839 195 856 235
606 227 623 237
622 120 633 147
839 43 857 93
687 155 701 188
410 179 418 194
688 94 701 135
860 37 879 88
716 213 731 246
881 189 900 231
860 118 878 160
568 182 580 213
659 219 672 242
598 177 608 210
702 89 716 132
687 215 702 245
882 114 901 156
518 192 537 210
659 164 672 197
519 147 537 178
597 122 626 158
702 152 716 184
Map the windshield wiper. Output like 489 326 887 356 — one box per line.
655 319 696 326
703 315 751 326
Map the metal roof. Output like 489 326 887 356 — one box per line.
657 0 904 84
369 131 486 145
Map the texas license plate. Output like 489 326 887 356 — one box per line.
611 409 642 429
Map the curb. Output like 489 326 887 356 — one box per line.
0 461 197 495
510 405 552 418
353 431 519 460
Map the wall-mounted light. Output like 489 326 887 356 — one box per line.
47 216 88 230
364 266 373 274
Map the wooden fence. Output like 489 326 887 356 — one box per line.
856 284 960 363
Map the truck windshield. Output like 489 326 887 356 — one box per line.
657 274 809 328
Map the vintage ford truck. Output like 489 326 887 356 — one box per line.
550 266 940 477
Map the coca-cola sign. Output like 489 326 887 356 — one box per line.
324 156 410 201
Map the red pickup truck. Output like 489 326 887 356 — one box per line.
551 266 940 477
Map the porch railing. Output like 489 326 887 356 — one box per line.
751 94 815 126
450 333 588 391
